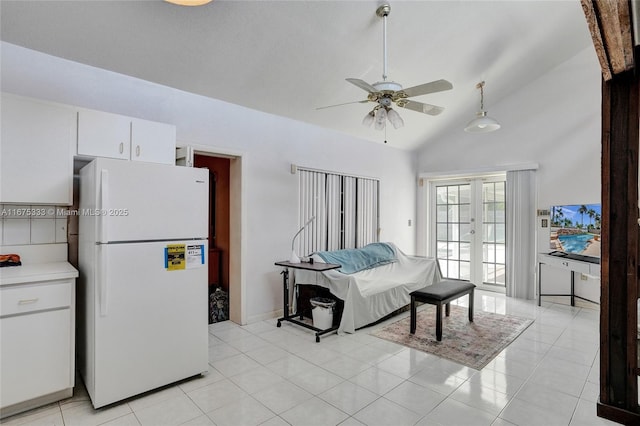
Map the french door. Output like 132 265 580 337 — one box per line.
431 176 506 291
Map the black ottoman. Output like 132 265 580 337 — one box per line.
410 280 476 341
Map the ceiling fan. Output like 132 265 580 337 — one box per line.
319 4 453 131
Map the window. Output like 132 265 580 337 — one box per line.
296 169 379 256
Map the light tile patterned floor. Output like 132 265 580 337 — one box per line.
2 290 619 426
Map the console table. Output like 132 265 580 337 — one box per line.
274 261 341 342
537 253 600 306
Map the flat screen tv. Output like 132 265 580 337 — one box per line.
549 203 601 262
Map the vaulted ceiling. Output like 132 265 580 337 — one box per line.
0 0 593 150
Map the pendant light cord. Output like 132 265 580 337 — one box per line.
477 81 485 110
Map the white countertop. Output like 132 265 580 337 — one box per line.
0 262 78 286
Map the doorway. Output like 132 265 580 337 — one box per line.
430 175 506 292
194 155 231 323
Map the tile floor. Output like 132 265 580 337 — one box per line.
2 290 620 426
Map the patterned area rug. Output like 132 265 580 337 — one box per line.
371 304 533 370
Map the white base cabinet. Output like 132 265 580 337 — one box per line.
1 309 72 407
0 265 77 420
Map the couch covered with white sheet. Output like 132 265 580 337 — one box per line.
294 242 442 334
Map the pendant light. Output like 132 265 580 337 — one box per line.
464 81 500 133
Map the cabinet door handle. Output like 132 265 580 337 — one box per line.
136 145 140 157
119 142 124 154
18 298 39 305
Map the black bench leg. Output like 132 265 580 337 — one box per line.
410 296 416 334
445 302 450 317
436 303 443 341
469 289 474 322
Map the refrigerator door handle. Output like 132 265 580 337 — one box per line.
98 244 108 316
100 169 109 243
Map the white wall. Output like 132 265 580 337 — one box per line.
415 46 602 299
1 43 417 323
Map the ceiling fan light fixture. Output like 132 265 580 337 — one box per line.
374 107 387 131
362 111 375 127
386 108 404 129
465 81 500 133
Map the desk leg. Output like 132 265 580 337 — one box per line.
570 271 575 307
277 268 290 327
538 262 542 306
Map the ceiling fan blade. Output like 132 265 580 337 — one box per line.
316 100 370 110
346 78 379 93
398 79 453 98
397 99 444 116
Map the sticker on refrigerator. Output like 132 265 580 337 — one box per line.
165 244 186 270
186 245 205 269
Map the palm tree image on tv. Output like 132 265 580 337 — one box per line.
550 204 601 257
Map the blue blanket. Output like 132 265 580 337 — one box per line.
315 242 397 274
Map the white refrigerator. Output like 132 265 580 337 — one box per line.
78 157 209 408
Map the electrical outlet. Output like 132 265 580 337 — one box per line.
408 219 412 227
581 273 588 281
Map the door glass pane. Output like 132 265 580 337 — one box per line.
460 243 471 261
437 242 448 258
460 261 471 280
496 244 506 264
437 205 447 222
447 186 459 203
459 204 471 222
448 260 460 279
495 224 505 243
460 224 472 242
449 242 460 260
437 224 448 241
436 186 447 204
459 185 471 204
495 183 505 201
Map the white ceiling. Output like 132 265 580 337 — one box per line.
0 0 593 151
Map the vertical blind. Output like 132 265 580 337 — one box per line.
296 169 379 256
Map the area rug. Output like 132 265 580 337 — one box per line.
371 305 533 370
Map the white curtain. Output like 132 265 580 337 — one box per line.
505 169 536 299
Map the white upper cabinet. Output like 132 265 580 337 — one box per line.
78 108 176 165
130 118 176 165
77 108 131 160
1 93 75 205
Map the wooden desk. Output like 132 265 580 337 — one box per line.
274 261 341 342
